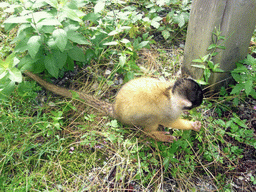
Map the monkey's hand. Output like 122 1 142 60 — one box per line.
191 121 201 132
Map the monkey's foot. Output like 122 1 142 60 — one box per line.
148 131 176 143
191 121 201 132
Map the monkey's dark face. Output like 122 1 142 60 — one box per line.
172 78 203 110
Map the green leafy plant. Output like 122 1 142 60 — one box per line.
192 28 225 84
0 53 21 99
251 175 256 185
84 113 96 122
143 0 191 40
230 54 256 98
3 0 92 77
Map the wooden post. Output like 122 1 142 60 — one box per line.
182 0 256 91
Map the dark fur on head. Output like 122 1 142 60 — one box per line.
172 78 203 110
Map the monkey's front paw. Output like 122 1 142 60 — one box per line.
191 121 201 132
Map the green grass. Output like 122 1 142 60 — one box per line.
1 54 256 191
1 0 256 191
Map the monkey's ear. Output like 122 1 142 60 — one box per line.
179 98 192 108
163 85 173 98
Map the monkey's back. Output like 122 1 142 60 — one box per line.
114 78 173 126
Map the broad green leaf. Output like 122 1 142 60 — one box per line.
230 83 244 95
18 55 35 71
108 30 119 36
151 20 160 29
138 41 149 49
218 35 226 40
94 1 105 13
119 53 126 67
120 39 130 44
27 36 41 58
41 26 55 33
15 37 29 52
38 18 61 26
244 79 253 96
15 24 33 40
70 90 80 99
0 2 9 8
46 0 58 8
53 29 67 52
156 0 166 6
109 120 119 128
47 37 57 49
83 13 99 23
231 115 247 128
0 80 15 99
162 30 170 40
192 59 203 63
64 7 82 22
244 54 256 66
204 68 211 82
0 53 15 69
217 45 225 50
64 24 80 32
250 89 256 99
152 16 162 22
143 17 150 22
4 15 30 23
207 44 216 50
65 56 74 70
0 69 7 79
173 14 185 27
125 71 134 82
231 73 242 83
119 26 131 30
233 97 239 106
68 46 85 62
32 0 48 9
213 68 225 73
33 57 45 73
212 52 219 56
103 41 118 46
85 49 95 63
32 11 52 23
9 67 22 83
52 50 67 69
213 64 224 72
68 0 85 8
207 60 214 69
232 65 248 73
45 54 59 78
4 23 17 31
191 64 206 69
67 31 91 45
196 79 208 85
201 54 209 62
12 57 20 68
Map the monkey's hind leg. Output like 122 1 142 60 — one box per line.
144 125 176 143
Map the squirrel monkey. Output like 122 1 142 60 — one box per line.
25 71 203 142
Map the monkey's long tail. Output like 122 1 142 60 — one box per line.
24 71 116 119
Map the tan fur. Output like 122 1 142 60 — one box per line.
25 72 201 142
114 78 201 142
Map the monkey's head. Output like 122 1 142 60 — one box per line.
172 78 203 110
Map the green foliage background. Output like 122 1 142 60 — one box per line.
0 0 256 191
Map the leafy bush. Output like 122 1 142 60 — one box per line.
231 54 256 98
0 0 192 99
192 28 225 84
